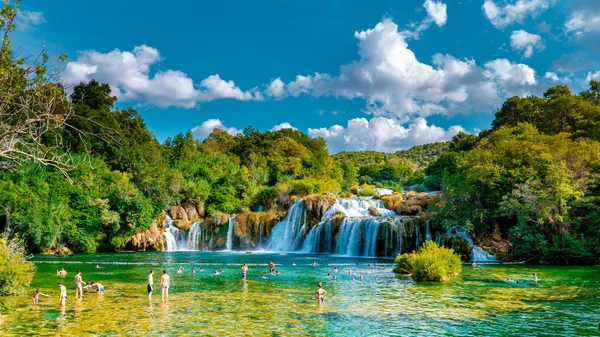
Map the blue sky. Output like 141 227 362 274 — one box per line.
11 0 600 152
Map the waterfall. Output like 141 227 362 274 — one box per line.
425 220 432 241
374 188 393 196
334 218 380 256
162 214 187 251
267 199 307 251
258 222 263 247
446 227 498 261
187 222 202 250
226 216 235 251
415 222 420 249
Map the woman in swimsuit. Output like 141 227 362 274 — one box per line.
315 282 327 304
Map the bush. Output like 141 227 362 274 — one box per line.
0 235 36 295
541 235 595 265
442 237 472 261
393 241 462 282
357 184 376 197
510 222 547 261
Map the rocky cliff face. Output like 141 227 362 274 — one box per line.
125 221 163 251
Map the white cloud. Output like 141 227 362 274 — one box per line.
270 123 297 132
544 71 559 81
585 71 600 83
191 119 242 139
308 117 464 153
423 0 448 27
64 45 261 108
265 78 286 97
16 10 45 30
276 19 537 121
510 30 544 58
482 0 553 28
565 12 600 35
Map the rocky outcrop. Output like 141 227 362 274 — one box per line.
126 221 163 251
170 201 204 231
382 192 436 216
304 194 337 224
475 232 512 261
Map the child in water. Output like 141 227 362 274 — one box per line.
32 289 49 305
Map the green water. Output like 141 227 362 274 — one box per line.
1 252 598 336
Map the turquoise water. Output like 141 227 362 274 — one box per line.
1 252 599 336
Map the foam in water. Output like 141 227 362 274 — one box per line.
446 227 498 261
226 216 235 250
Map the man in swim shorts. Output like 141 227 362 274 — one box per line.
148 270 154 299
241 263 248 280
74 270 84 299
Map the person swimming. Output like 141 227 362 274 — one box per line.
472 261 477 267
359 275 364 281
315 282 327 304
177 266 183 274
292 262 296 266
56 268 67 277
214 269 221 276
275 270 280 276
32 289 49 305
96 265 100 269
326 273 331 278
333 267 338 273
261 274 267 279
311 261 318 267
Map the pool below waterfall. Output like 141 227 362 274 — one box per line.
1 251 599 336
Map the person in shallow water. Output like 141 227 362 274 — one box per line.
472 261 477 267
87 282 105 292
147 270 154 299
315 282 327 304
56 268 67 277
74 270 84 299
241 264 248 280
333 267 338 273
311 261 318 266
292 262 296 266
192 268 196 275
533 273 539 282
32 289 49 306
160 270 170 300
58 282 67 307
214 269 221 275
261 274 267 279
268 261 275 274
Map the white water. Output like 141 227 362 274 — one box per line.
267 199 307 252
226 216 235 251
187 222 202 250
446 227 498 262
162 215 188 251
425 220 432 241
374 188 394 196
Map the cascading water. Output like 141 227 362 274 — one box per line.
187 222 202 250
267 199 307 252
226 216 235 251
374 188 393 196
162 214 187 251
425 220 432 241
415 222 420 248
446 227 498 261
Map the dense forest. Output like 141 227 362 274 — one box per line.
1 2 599 264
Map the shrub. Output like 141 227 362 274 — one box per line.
0 235 36 295
357 184 376 197
510 222 547 261
393 241 462 282
541 235 595 265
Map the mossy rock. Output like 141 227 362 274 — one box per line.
443 237 472 261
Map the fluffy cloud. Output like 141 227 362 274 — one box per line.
565 12 600 35
275 19 537 121
510 30 544 58
64 45 261 108
270 123 297 132
308 117 464 153
482 0 553 28
265 78 286 98
544 72 559 81
423 0 448 27
585 71 600 83
16 10 45 30
190 119 242 139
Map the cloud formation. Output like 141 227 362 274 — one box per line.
64 45 261 108
308 117 464 153
268 19 538 122
190 119 242 139
16 10 45 30
565 12 600 35
270 123 297 132
482 0 553 28
510 30 544 58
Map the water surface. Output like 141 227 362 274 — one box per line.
1 252 598 336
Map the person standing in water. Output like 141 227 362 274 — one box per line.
58 282 67 307
315 282 327 304
533 273 539 282
147 270 154 299
74 270 84 299
32 289 49 306
268 261 275 275
241 264 248 280
160 270 170 301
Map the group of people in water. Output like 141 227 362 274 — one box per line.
471 262 541 284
